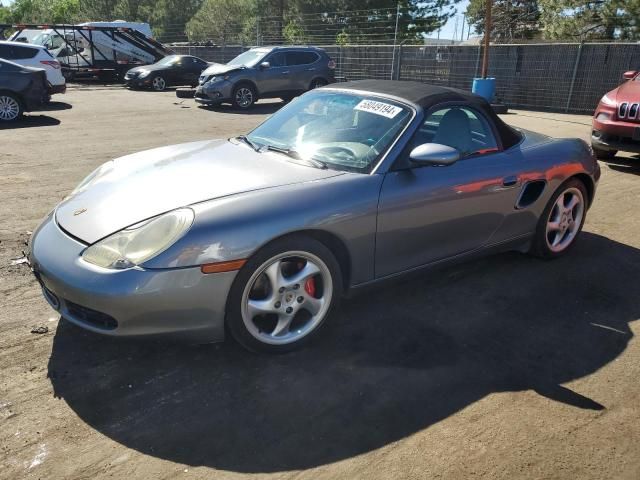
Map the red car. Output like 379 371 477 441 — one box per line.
592 70 640 159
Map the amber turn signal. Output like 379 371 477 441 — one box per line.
201 259 247 274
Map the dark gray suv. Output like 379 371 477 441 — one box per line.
195 46 336 109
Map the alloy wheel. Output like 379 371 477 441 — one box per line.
545 187 585 253
241 251 333 345
235 87 254 108
152 76 166 91
0 95 20 121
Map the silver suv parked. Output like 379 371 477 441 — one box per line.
195 46 336 109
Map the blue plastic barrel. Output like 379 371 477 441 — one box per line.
472 78 496 102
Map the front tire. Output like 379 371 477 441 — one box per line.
232 84 256 109
226 236 342 353
0 93 23 122
530 178 588 259
151 75 167 91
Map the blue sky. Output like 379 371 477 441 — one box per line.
428 0 474 40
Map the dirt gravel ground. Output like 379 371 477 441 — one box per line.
1 85 639 480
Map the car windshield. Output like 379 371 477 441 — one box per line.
31 33 49 45
227 49 270 67
246 91 412 173
156 55 180 66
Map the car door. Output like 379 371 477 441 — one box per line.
285 50 319 91
375 105 524 278
165 57 184 85
179 57 204 85
256 51 290 95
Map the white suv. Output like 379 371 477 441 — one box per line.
0 41 66 95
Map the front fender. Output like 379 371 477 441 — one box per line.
145 173 384 286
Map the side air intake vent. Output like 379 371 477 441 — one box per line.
516 180 546 209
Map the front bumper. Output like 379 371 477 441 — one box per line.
592 114 640 153
194 81 233 104
124 75 152 88
592 128 640 154
28 214 235 342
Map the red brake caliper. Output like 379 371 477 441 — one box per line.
304 277 316 297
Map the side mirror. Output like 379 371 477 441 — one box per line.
259 61 270 69
623 70 637 80
409 143 461 166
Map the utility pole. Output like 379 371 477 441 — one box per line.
461 14 466 42
453 15 459 43
481 0 492 78
390 2 400 80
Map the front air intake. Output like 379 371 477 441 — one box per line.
618 102 628 118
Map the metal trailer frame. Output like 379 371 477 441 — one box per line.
0 23 173 81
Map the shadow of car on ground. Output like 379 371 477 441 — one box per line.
47 232 638 473
1 115 61 129
599 155 640 176
197 101 285 116
39 101 73 112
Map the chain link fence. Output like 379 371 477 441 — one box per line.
172 42 640 114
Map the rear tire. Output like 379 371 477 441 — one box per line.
530 178 588 259
592 146 617 160
0 93 23 122
226 235 342 353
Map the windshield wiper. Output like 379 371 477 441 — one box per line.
262 145 327 169
234 135 260 152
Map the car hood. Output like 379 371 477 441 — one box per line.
614 79 640 104
56 140 344 244
201 63 244 76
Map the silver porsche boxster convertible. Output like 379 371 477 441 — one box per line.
28 80 600 352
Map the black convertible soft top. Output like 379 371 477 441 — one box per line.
333 80 522 149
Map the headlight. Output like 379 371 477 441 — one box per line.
138 70 150 78
202 75 229 84
82 208 194 269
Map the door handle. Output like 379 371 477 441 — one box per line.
306 67 316 71
502 176 519 187
282 70 290 74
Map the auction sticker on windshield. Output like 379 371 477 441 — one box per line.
354 99 403 119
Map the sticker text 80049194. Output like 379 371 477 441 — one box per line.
354 99 403 119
